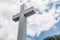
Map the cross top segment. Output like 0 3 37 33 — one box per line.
13 4 35 22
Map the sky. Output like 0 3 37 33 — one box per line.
0 0 60 40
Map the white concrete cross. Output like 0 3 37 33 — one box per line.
12 4 35 40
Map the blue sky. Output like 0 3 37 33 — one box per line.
27 0 60 40
33 21 60 40
0 0 60 40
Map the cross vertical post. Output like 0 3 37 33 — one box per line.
12 4 35 40
17 4 27 40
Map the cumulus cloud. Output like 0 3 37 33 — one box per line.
0 0 60 40
27 13 57 36
0 0 19 40
27 0 60 37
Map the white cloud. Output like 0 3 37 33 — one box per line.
27 13 57 36
53 26 57 30
0 0 19 40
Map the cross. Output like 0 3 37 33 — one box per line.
12 4 35 40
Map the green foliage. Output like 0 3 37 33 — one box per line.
44 34 60 40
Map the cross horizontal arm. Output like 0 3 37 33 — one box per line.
13 13 20 22
12 7 36 22
24 7 35 17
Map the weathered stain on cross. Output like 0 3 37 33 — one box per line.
12 4 35 40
